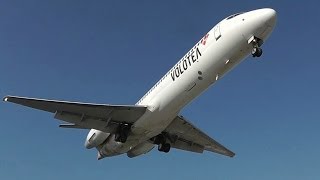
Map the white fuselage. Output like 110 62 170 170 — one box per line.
85 8 277 159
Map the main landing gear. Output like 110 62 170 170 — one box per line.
115 124 130 143
251 37 263 58
152 134 171 153
158 143 171 153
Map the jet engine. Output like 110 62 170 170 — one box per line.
97 134 123 158
85 130 109 149
127 142 154 158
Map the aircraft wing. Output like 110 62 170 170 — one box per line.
164 115 235 157
3 96 147 133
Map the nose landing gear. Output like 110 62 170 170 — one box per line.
252 47 263 57
250 36 263 58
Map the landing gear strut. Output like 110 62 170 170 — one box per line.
115 124 130 143
251 37 263 58
152 134 171 153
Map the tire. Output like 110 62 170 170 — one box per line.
252 47 263 57
256 48 263 57
163 143 171 153
119 134 127 143
158 143 164 152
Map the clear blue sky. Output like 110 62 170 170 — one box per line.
0 1 319 179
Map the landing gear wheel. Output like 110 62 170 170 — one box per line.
153 134 165 145
115 124 130 143
251 37 263 58
252 47 263 57
153 133 171 153
158 143 171 153
118 133 128 143
115 133 127 143
163 143 170 153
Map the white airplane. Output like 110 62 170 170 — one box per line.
4 8 276 159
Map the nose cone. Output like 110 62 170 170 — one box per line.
245 8 277 40
260 8 277 27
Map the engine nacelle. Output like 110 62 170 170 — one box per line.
85 129 109 149
127 142 154 158
98 134 123 157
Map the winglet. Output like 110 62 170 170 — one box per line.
3 96 9 102
228 152 236 158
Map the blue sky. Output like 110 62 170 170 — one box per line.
0 0 319 179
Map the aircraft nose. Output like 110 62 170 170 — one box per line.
260 8 277 27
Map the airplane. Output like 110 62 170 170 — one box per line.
3 8 277 159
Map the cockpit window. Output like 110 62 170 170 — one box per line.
226 13 243 20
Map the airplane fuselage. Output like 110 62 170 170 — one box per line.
85 8 277 159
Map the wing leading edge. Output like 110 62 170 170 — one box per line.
164 115 235 157
3 95 147 133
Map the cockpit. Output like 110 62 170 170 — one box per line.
226 12 243 20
